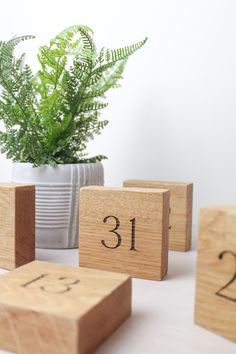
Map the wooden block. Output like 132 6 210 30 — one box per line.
195 205 236 342
0 183 35 270
0 261 131 354
79 186 170 280
123 180 193 252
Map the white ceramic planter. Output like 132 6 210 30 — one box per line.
11 162 104 249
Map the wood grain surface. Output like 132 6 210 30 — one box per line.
0 261 131 354
0 184 35 270
79 186 170 280
195 205 236 342
123 180 193 252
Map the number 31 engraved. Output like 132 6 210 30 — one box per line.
215 250 236 303
101 216 137 251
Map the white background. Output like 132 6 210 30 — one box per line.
1 0 236 225
0 2 236 353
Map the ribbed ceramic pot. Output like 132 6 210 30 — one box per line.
11 162 104 249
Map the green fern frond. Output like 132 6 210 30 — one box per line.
56 25 94 40
96 47 105 65
106 37 148 63
0 35 35 59
79 101 108 112
96 59 127 91
55 25 95 57
78 27 96 54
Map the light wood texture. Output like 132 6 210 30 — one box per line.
0 260 131 354
0 183 35 270
123 180 193 252
195 205 236 342
79 186 170 280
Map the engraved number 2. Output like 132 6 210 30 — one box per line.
215 250 236 303
101 216 137 251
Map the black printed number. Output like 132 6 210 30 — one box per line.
215 250 236 303
101 216 137 251
101 216 121 249
130 218 136 250
21 274 80 294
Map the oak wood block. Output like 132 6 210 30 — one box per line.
0 183 35 270
123 180 193 252
79 186 170 280
0 260 131 354
195 205 236 342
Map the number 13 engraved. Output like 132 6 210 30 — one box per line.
21 274 80 294
101 215 137 251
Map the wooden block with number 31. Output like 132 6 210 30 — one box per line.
195 205 236 342
79 186 170 281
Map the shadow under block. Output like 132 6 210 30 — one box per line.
79 186 170 280
0 261 131 354
195 206 236 342
0 183 35 270
123 180 193 252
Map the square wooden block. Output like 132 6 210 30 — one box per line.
0 183 35 270
195 205 236 342
79 186 170 280
0 260 131 354
123 180 193 252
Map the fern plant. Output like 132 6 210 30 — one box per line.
0 26 147 166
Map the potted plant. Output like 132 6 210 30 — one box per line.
0 25 147 249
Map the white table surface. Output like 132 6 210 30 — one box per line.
0 247 235 354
